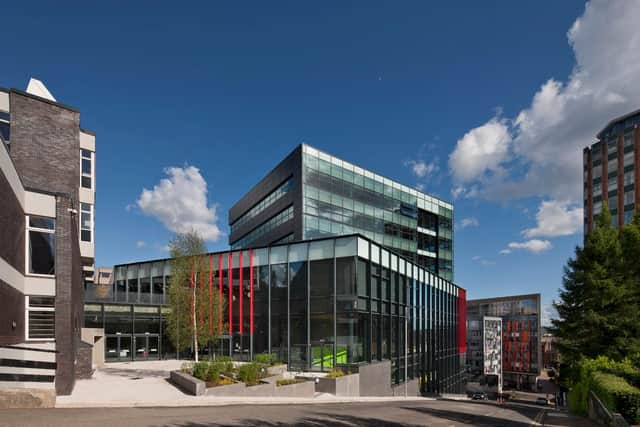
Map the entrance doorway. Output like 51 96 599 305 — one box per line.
105 335 132 361
134 334 160 361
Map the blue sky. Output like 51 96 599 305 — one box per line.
5 1 639 324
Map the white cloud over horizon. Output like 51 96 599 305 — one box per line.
457 217 479 230
135 166 222 241
500 239 553 255
448 0 640 239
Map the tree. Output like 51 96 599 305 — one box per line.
165 231 225 362
552 204 640 382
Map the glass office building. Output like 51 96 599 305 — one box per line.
229 145 454 281
86 234 466 393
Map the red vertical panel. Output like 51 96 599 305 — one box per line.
228 252 233 335
199 256 204 327
457 289 466 354
250 249 254 336
190 259 195 327
239 251 243 334
218 254 223 334
209 254 213 336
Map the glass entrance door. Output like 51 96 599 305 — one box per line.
311 341 334 372
106 335 133 361
134 334 160 361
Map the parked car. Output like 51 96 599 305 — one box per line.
536 397 551 406
471 392 489 401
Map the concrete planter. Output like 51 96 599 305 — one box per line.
267 364 287 376
170 370 205 396
274 379 315 398
204 381 246 396
316 373 360 397
205 375 281 397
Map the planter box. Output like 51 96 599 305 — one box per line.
205 381 246 396
274 379 315 398
205 375 281 397
170 370 205 396
316 374 360 397
267 364 287 376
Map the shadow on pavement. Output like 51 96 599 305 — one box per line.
100 368 169 378
399 404 536 427
169 414 421 427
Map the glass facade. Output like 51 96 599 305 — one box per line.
301 145 454 280
90 235 466 393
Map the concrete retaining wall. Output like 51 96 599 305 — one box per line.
392 378 420 397
170 371 205 396
274 380 315 398
316 374 360 397
359 360 392 396
0 388 55 409
588 390 630 427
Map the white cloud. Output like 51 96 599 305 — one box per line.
448 117 512 183
136 166 222 241
472 255 494 266
523 200 583 238
457 217 479 230
541 303 558 327
135 240 146 248
500 239 553 255
405 159 439 178
448 0 640 231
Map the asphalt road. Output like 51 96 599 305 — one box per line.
0 399 551 427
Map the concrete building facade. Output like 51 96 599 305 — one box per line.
0 80 95 395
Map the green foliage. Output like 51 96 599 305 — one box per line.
591 372 640 425
238 362 261 386
180 361 194 374
552 206 640 384
254 353 276 366
164 231 226 357
568 356 640 423
192 361 209 381
326 368 346 378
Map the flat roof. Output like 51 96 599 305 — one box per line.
113 232 464 292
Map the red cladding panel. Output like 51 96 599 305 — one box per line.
209 255 213 335
228 252 233 335
239 251 243 334
249 249 254 335
218 254 223 333
457 289 467 354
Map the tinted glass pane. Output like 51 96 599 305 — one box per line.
289 261 307 369
270 263 287 362
82 176 91 188
29 231 55 275
82 158 91 174
29 216 55 230
81 229 91 242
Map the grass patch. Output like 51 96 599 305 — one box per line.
326 368 346 378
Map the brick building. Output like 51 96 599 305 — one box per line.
583 109 640 231
0 79 96 395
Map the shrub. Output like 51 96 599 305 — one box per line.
238 362 261 386
206 362 222 382
192 361 210 381
180 361 194 375
255 353 276 366
591 372 640 425
326 368 346 378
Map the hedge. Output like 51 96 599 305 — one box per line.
591 372 640 425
